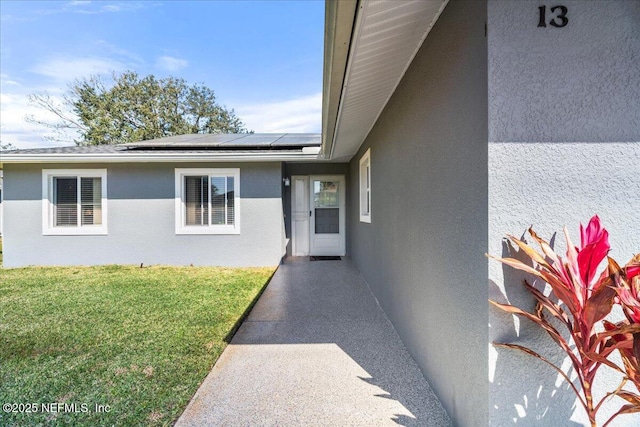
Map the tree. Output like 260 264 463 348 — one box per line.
0 141 17 151
27 71 249 145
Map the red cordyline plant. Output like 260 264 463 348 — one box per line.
489 215 640 427
597 253 640 423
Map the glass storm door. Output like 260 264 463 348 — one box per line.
309 176 345 256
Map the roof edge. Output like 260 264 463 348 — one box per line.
352 0 449 156
320 0 358 159
0 151 321 166
322 0 449 161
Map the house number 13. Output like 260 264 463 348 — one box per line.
538 5 568 28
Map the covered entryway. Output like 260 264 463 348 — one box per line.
291 175 346 256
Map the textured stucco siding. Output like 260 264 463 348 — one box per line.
2 162 285 267
348 1 488 426
488 1 640 426
488 1 640 143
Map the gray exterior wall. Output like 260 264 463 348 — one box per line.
282 162 350 256
488 1 640 426
347 1 488 426
2 162 285 267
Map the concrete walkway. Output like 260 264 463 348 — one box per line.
176 257 452 427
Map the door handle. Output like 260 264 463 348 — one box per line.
309 210 312 217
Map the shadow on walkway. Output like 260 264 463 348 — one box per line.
176 257 452 426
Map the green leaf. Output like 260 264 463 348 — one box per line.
32 70 251 145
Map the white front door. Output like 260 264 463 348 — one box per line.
309 175 345 256
291 176 310 256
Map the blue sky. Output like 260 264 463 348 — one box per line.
0 0 325 148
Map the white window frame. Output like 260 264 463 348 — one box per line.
359 148 371 223
175 168 240 235
42 169 108 235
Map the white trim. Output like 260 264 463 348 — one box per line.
328 0 368 160
1 151 319 165
42 169 108 235
174 168 241 235
359 148 371 223
327 0 449 160
352 0 449 155
309 175 346 256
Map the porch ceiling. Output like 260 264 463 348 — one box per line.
322 0 449 160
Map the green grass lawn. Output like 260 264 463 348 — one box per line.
0 264 275 426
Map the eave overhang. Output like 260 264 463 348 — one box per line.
321 0 359 159
0 150 321 166
321 0 449 160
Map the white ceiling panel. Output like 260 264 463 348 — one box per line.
330 0 448 159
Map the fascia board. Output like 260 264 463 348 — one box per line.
0 152 321 164
321 0 358 160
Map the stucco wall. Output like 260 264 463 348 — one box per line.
488 1 640 426
2 162 285 267
348 1 488 426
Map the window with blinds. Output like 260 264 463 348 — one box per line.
176 169 239 234
81 177 102 226
43 169 107 235
185 176 209 226
54 177 78 226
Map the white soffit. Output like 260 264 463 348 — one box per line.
331 0 448 159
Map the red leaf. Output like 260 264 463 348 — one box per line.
577 233 610 287
488 255 544 279
508 235 553 271
582 277 616 331
538 270 580 314
493 342 587 412
524 282 572 329
603 404 640 427
615 391 640 407
490 300 582 370
584 351 626 374
529 227 561 266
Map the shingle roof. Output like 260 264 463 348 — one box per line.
0 133 323 164
1 145 128 155
124 133 321 149
2 133 321 155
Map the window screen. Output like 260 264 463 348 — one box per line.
185 176 209 226
81 177 102 225
44 169 107 235
54 177 77 226
183 173 236 228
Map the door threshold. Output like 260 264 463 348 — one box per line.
309 256 342 261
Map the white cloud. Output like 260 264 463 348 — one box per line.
235 93 322 133
102 4 121 12
155 56 189 73
0 73 21 86
63 1 151 14
94 40 144 65
5 50 136 148
0 92 78 149
0 90 324 149
30 57 127 83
